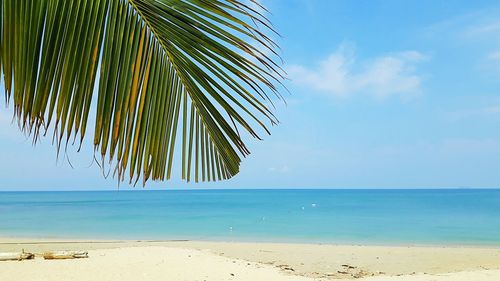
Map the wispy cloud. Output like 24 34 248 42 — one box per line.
423 5 500 39
463 20 500 38
446 101 500 121
424 8 500 76
288 43 427 99
462 19 500 66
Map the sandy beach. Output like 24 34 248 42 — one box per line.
0 239 499 281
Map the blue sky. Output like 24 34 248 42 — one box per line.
2 0 500 190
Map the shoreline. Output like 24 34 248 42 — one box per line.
1 236 499 249
1 238 500 280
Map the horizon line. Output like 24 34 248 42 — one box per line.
0 187 499 192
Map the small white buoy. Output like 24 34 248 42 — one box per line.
311 203 316 208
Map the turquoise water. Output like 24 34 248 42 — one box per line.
1 189 500 245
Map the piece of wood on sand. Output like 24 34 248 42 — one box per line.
0 252 35 261
43 251 89 260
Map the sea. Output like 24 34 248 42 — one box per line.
1 189 499 246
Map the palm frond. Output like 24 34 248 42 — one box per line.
0 0 284 185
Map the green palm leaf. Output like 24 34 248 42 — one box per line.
0 0 284 185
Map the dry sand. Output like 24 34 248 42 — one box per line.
0 239 499 281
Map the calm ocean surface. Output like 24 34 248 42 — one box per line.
1 189 499 245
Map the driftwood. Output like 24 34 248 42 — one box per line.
0 252 35 261
43 251 89 260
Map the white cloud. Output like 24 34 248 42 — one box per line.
288 43 427 99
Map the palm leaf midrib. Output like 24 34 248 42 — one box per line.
0 0 284 186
